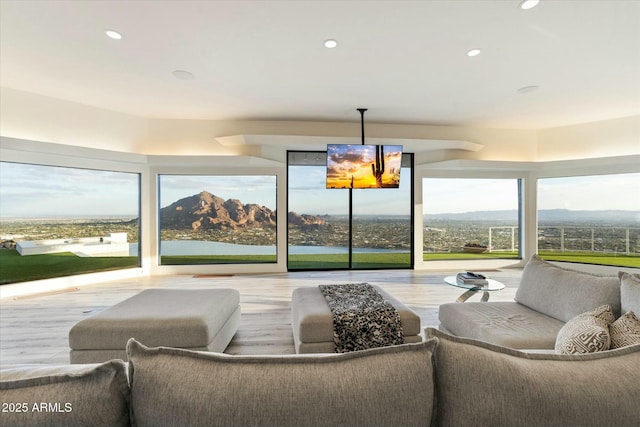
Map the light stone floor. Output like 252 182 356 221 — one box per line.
0 268 523 366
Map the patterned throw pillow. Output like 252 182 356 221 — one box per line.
555 305 615 354
619 272 640 314
610 311 640 349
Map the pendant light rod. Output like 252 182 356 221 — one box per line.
357 108 368 145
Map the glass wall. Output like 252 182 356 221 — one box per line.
287 156 350 269
537 173 640 267
0 161 140 284
351 165 412 268
158 175 277 264
288 151 413 269
422 178 521 260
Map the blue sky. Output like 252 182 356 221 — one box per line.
424 174 640 215
537 174 640 212
1 162 638 218
158 175 276 210
423 178 519 215
0 162 140 217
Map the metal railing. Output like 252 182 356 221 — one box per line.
485 225 639 255
538 225 639 255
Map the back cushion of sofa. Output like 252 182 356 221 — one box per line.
515 255 621 322
619 272 640 314
127 338 435 427
425 328 640 427
0 360 130 427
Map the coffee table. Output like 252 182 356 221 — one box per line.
444 275 505 303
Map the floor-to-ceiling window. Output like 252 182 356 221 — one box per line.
157 174 277 264
0 161 140 284
287 151 413 270
422 178 521 261
537 172 640 267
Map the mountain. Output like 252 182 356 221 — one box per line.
424 210 519 222
160 191 276 231
160 191 325 231
424 209 639 224
288 211 326 228
537 209 639 224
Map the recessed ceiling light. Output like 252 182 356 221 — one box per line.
172 70 195 80
324 39 338 49
105 29 123 40
520 0 540 10
517 85 539 94
467 48 481 57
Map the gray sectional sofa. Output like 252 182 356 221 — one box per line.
3 257 640 426
439 255 639 349
2 332 640 427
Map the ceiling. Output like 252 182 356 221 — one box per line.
1 0 639 130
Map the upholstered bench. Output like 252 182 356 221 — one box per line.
291 285 422 354
69 288 241 363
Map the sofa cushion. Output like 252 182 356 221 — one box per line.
438 301 564 349
126 338 436 427
620 272 640 314
610 311 640 349
555 305 615 354
425 328 640 427
515 255 621 322
0 360 130 427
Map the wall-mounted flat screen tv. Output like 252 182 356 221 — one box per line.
326 144 402 189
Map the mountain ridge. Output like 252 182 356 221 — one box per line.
160 191 325 230
424 209 639 224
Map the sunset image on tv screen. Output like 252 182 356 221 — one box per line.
326 144 402 189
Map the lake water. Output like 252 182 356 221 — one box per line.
130 241 407 256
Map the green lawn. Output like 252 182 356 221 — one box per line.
161 255 276 265
423 251 520 261
538 251 640 268
1 248 637 285
288 253 411 269
0 250 138 285
423 250 640 268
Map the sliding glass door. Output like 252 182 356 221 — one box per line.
351 164 413 268
287 151 413 270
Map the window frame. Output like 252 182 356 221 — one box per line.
0 160 143 284
156 173 279 266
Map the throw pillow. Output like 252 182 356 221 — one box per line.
0 360 130 427
127 338 436 427
555 304 615 354
515 255 620 322
425 327 640 427
619 271 640 314
610 311 640 349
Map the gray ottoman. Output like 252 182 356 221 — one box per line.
291 285 422 354
69 288 240 363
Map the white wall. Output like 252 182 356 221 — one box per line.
3 87 639 162
0 88 149 153
537 115 640 161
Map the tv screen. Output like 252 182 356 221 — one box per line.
326 144 402 189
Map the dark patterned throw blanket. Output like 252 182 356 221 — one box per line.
318 283 404 353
